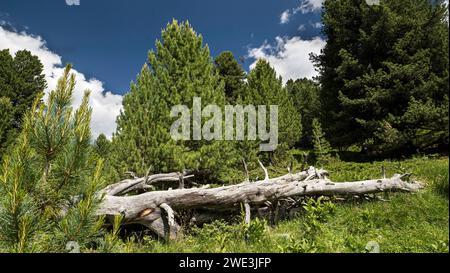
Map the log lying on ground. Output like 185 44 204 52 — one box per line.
97 166 423 239
100 171 194 196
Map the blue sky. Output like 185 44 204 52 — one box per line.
0 0 325 137
1 0 323 93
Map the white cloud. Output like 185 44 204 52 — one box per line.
280 9 291 24
281 0 324 25
310 21 323 29
248 36 326 82
443 0 449 23
0 26 123 139
298 24 306 31
294 0 324 14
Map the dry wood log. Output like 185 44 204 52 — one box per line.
100 171 194 196
258 160 270 180
97 167 423 239
244 202 251 225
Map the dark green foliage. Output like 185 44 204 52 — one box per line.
312 118 333 166
314 0 449 155
0 65 104 252
0 97 14 156
0 49 46 119
113 64 182 176
286 78 321 147
214 51 246 102
94 134 112 156
94 134 119 184
243 59 302 160
0 49 46 159
113 20 240 181
301 197 336 234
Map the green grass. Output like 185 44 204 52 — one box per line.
111 156 449 253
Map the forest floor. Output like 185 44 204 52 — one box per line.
110 156 449 253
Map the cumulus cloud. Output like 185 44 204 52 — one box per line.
248 36 326 82
280 10 291 24
295 0 324 14
280 0 323 25
310 21 323 29
0 26 123 139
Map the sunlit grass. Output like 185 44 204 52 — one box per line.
109 157 449 253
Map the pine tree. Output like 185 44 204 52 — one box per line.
113 20 240 181
244 59 302 160
113 64 181 176
0 65 104 252
214 51 246 102
94 134 119 184
312 118 332 166
286 78 321 148
0 97 14 157
0 49 46 160
94 134 112 156
314 0 449 154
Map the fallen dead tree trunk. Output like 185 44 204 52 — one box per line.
96 166 423 240
100 171 194 196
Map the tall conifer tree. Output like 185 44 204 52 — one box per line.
214 51 246 102
286 78 321 148
0 49 46 160
312 118 332 166
314 0 449 154
113 20 239 181
244 59 302 160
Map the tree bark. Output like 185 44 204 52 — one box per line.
100 171 194 196
97 167 423 239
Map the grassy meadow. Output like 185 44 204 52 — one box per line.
100 156 449 253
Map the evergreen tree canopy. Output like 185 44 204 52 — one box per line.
0 49 46 159
95 134 112 156
0 65 104 252
0 97 14 151
286 78 321 148
94 133 119 183
314 0 449 154
245 59 302 152
113 20 239 181
214 51 246 102
312 118 332 166
113 64 181 176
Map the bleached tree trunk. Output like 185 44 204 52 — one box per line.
97 166 423 239
100 171 194 196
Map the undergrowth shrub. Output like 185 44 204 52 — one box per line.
238 209 267 243
276 237 318 253
190 220 237 253
302 197 336 234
